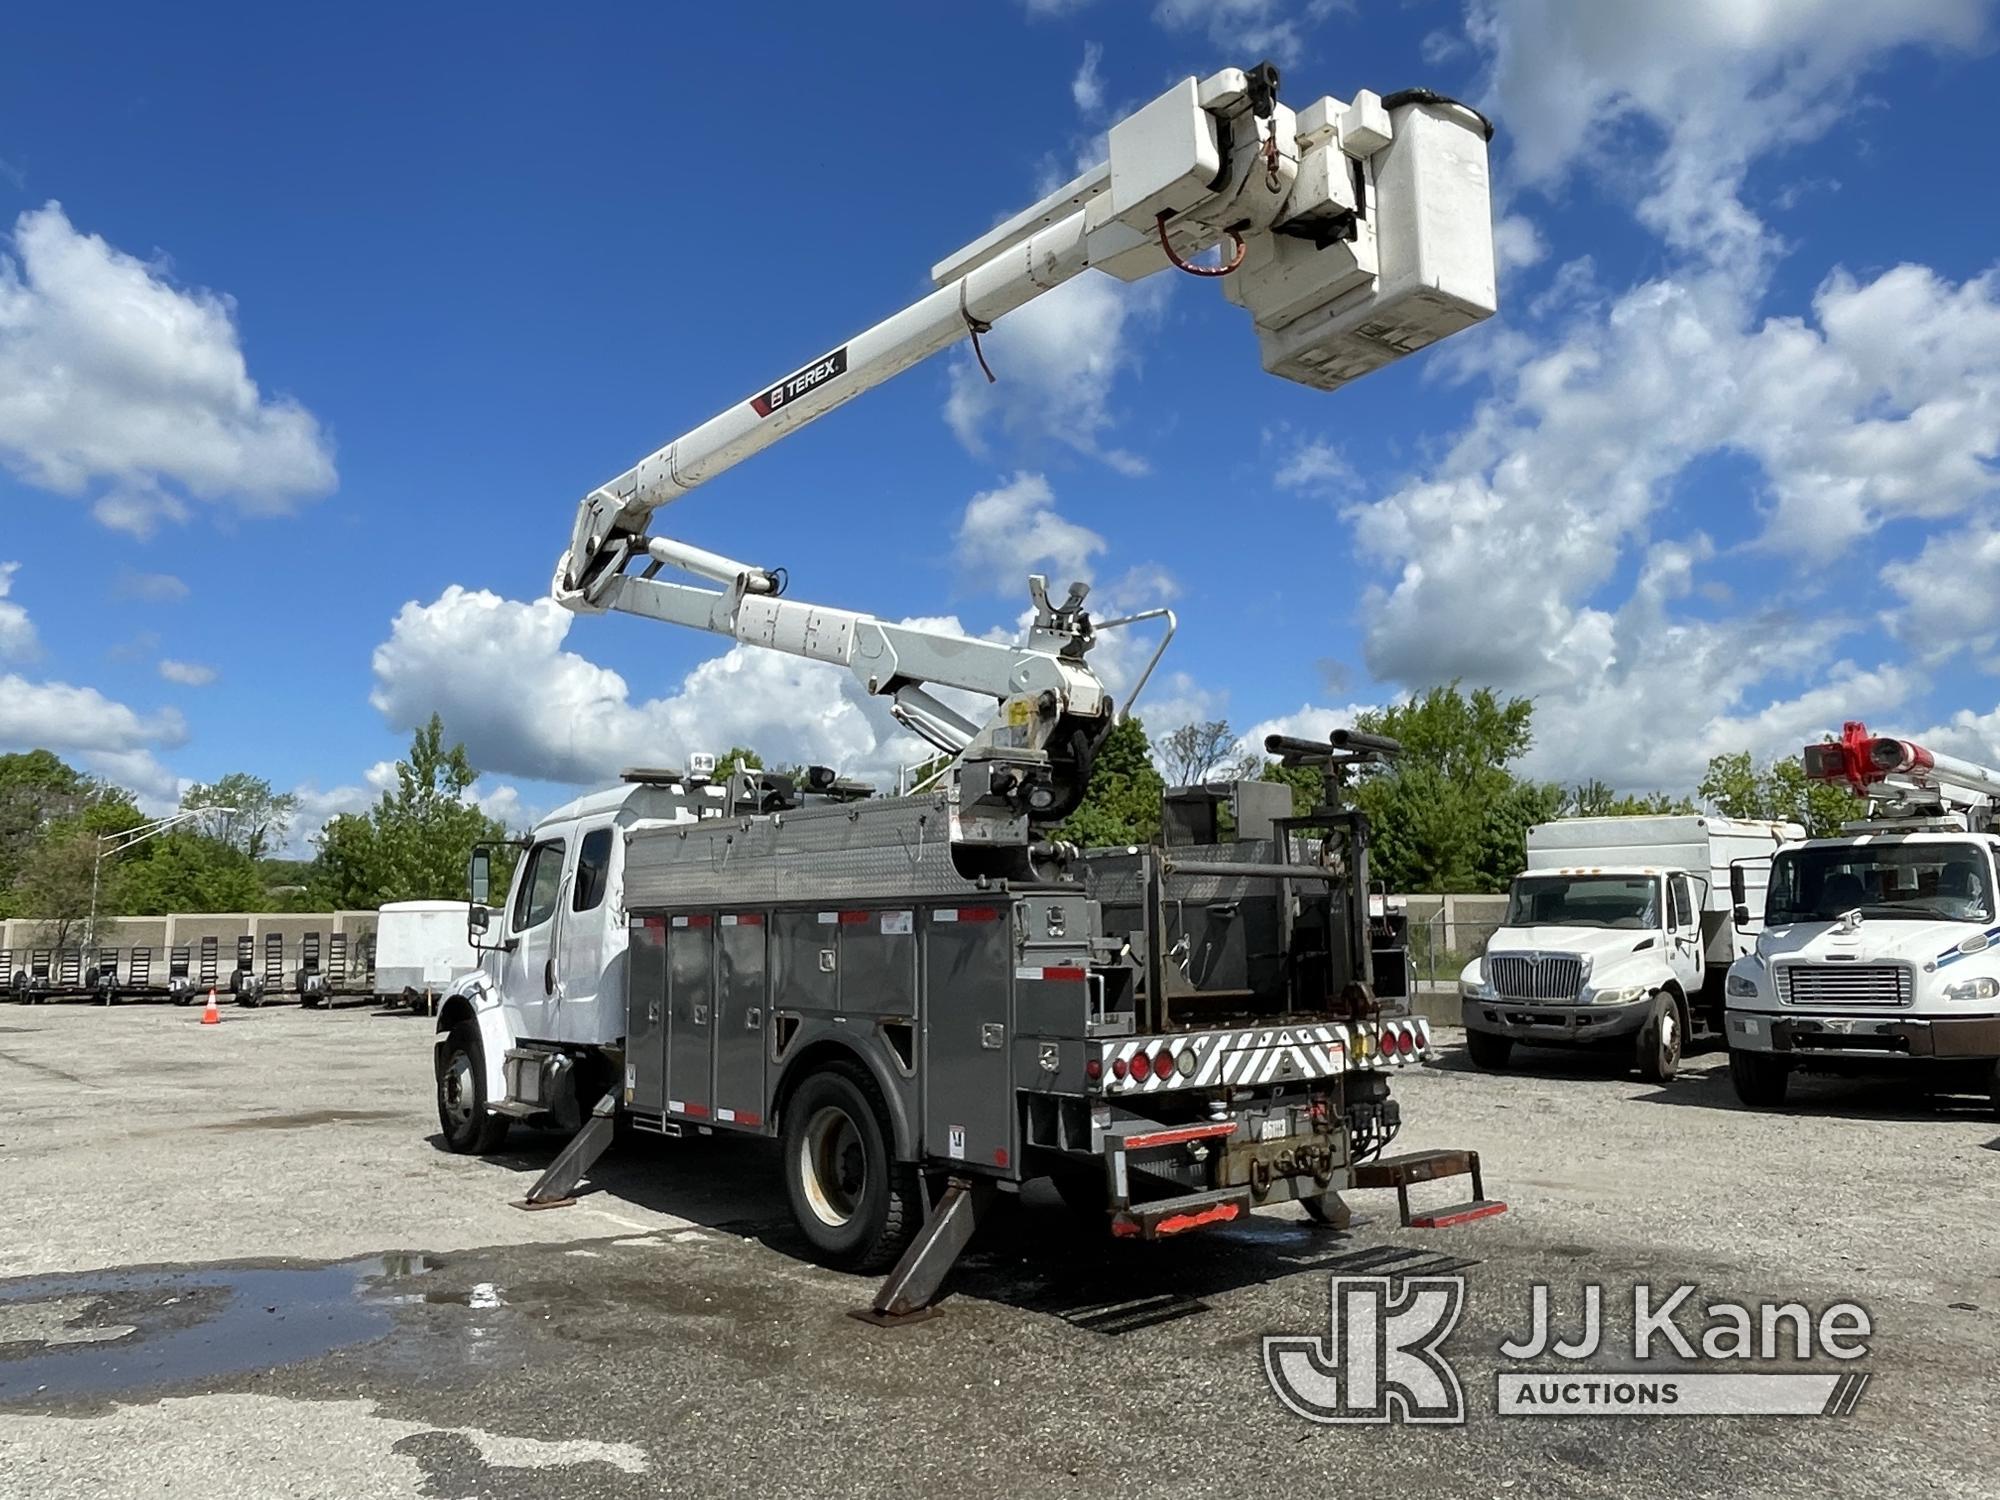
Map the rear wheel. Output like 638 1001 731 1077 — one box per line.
1729 1045 1791 1108
437 1023 509 1153
781 1063 920 1273
1986 1059 2000 1122
1635 992 1682 1083
1465 1028 1512 1070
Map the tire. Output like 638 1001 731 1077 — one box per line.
780 1063 921 1273
1635 992 1682 1083
1729 1045 1791 1108
437 1023 509 1154
1464 1027 1513 1070
1051 1166 1109 1221
1986 1059 2000 1123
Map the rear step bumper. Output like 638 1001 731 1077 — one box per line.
1109 1187 1252 1240
1355 1148 1507 1228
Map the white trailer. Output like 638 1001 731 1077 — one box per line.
1459 815 1799 1080
376 901 483 1015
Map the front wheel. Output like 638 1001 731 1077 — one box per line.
437 1023 509 1154
1729 1045 1791 1108
1465 1027 1512 1070
1635 992 1682 1083
780 1063 920 1273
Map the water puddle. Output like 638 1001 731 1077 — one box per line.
0 1252 448 1405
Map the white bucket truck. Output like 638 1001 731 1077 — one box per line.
1459 815 1798 1080
1724 723 2000 1115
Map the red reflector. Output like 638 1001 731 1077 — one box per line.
957 906 1001 922
1084 1058 1103 1081
1110 1057 1128 1081
684 915 712 929
1129 1051 1152 1081
838 911 869 925
1041 966 1088 982
1395 1028 1414 1057
733 913 764 926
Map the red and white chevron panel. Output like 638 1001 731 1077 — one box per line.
1096 1018 1431 1095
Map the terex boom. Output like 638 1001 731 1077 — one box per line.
431 62 1506 1316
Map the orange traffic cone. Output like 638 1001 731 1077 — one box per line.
201 988 221 1025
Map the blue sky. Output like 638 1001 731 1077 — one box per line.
2 1 1998 848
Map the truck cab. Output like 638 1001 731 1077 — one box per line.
433 771 721 1152
1723 828 2000 1113
1457 815 1797 1081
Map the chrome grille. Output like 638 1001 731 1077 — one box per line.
1487 953 1584 1002
1778 963 1913 1008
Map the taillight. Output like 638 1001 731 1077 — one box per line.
1176 1047 1197 1078
1084 1057 1103 1082
1129 1051 1152 1081
1406 1027 1424 1057
1110 1056 1129 1081
1152 1048 1176 1079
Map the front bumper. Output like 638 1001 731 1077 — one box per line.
1463 993 1653 1046
1726 1009 2000 1060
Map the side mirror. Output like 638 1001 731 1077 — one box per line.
1733 904 1753 928
469 846 492 907
1729 862 1747 910
468 904 491 935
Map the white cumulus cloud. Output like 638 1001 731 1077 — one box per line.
0 561 36 659
370 586 934 789
955 471 1106 589
157 659 217 687
0 201 336 530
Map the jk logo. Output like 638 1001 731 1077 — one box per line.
1263 1276 1466 1425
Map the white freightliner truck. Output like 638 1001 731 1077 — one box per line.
430 60 1508 1316
1458 816 1798 1081
1724 722 2000 1115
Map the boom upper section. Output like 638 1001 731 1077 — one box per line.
555 64 1496 609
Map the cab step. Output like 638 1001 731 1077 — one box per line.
1354 1148 1507 1229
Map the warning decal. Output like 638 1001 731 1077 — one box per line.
750 346 849 417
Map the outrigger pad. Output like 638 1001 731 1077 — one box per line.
852 1175 994 1328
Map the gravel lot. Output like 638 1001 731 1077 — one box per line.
0 1002 1994 1498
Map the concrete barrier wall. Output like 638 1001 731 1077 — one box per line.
1 912 381 990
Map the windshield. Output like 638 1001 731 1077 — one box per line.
1506 874 1660 930
1767 841 1995 924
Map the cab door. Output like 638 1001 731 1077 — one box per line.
554 824 616 1033
1666 873 1705 996
501 835 568 1038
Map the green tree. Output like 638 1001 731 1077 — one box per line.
310 715 507 907
0 751 122 916
182 773 300 861
114 832 265 914
1154 720 1244 786
1699 750 1862 837
1563 779 1697 818
10 824 101 950
1343 684 1562 894
1058 716 1165 848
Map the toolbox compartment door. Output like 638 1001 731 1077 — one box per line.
714 915 768 1128
667 916 715 1118
922 910 1013 1172
625 916 667 1113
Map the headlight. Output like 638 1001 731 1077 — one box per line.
1726 971 1759 998
1586 983 1648 1005
1944 975 2000 1003
1457 962 1492 1000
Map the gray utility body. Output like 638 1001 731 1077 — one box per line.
615 776 1422 1223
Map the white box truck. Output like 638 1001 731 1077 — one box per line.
375 900 482 1015
1458 815 1800 1080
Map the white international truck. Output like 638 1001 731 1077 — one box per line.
1724 723 2000 1115
427 58 1508 1317
1458 815 1799 1080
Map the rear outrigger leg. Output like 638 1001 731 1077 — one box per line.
1354 1148 1507 1228
851 1176 996 1327
512 1093 617 1211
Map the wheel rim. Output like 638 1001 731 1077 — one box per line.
799 1105 867 1228
442 1052 476 1130
1659 1004 1680 1068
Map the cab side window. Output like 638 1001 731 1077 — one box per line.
573 827 614 912
511 840 566 932
1669 874 1691 927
